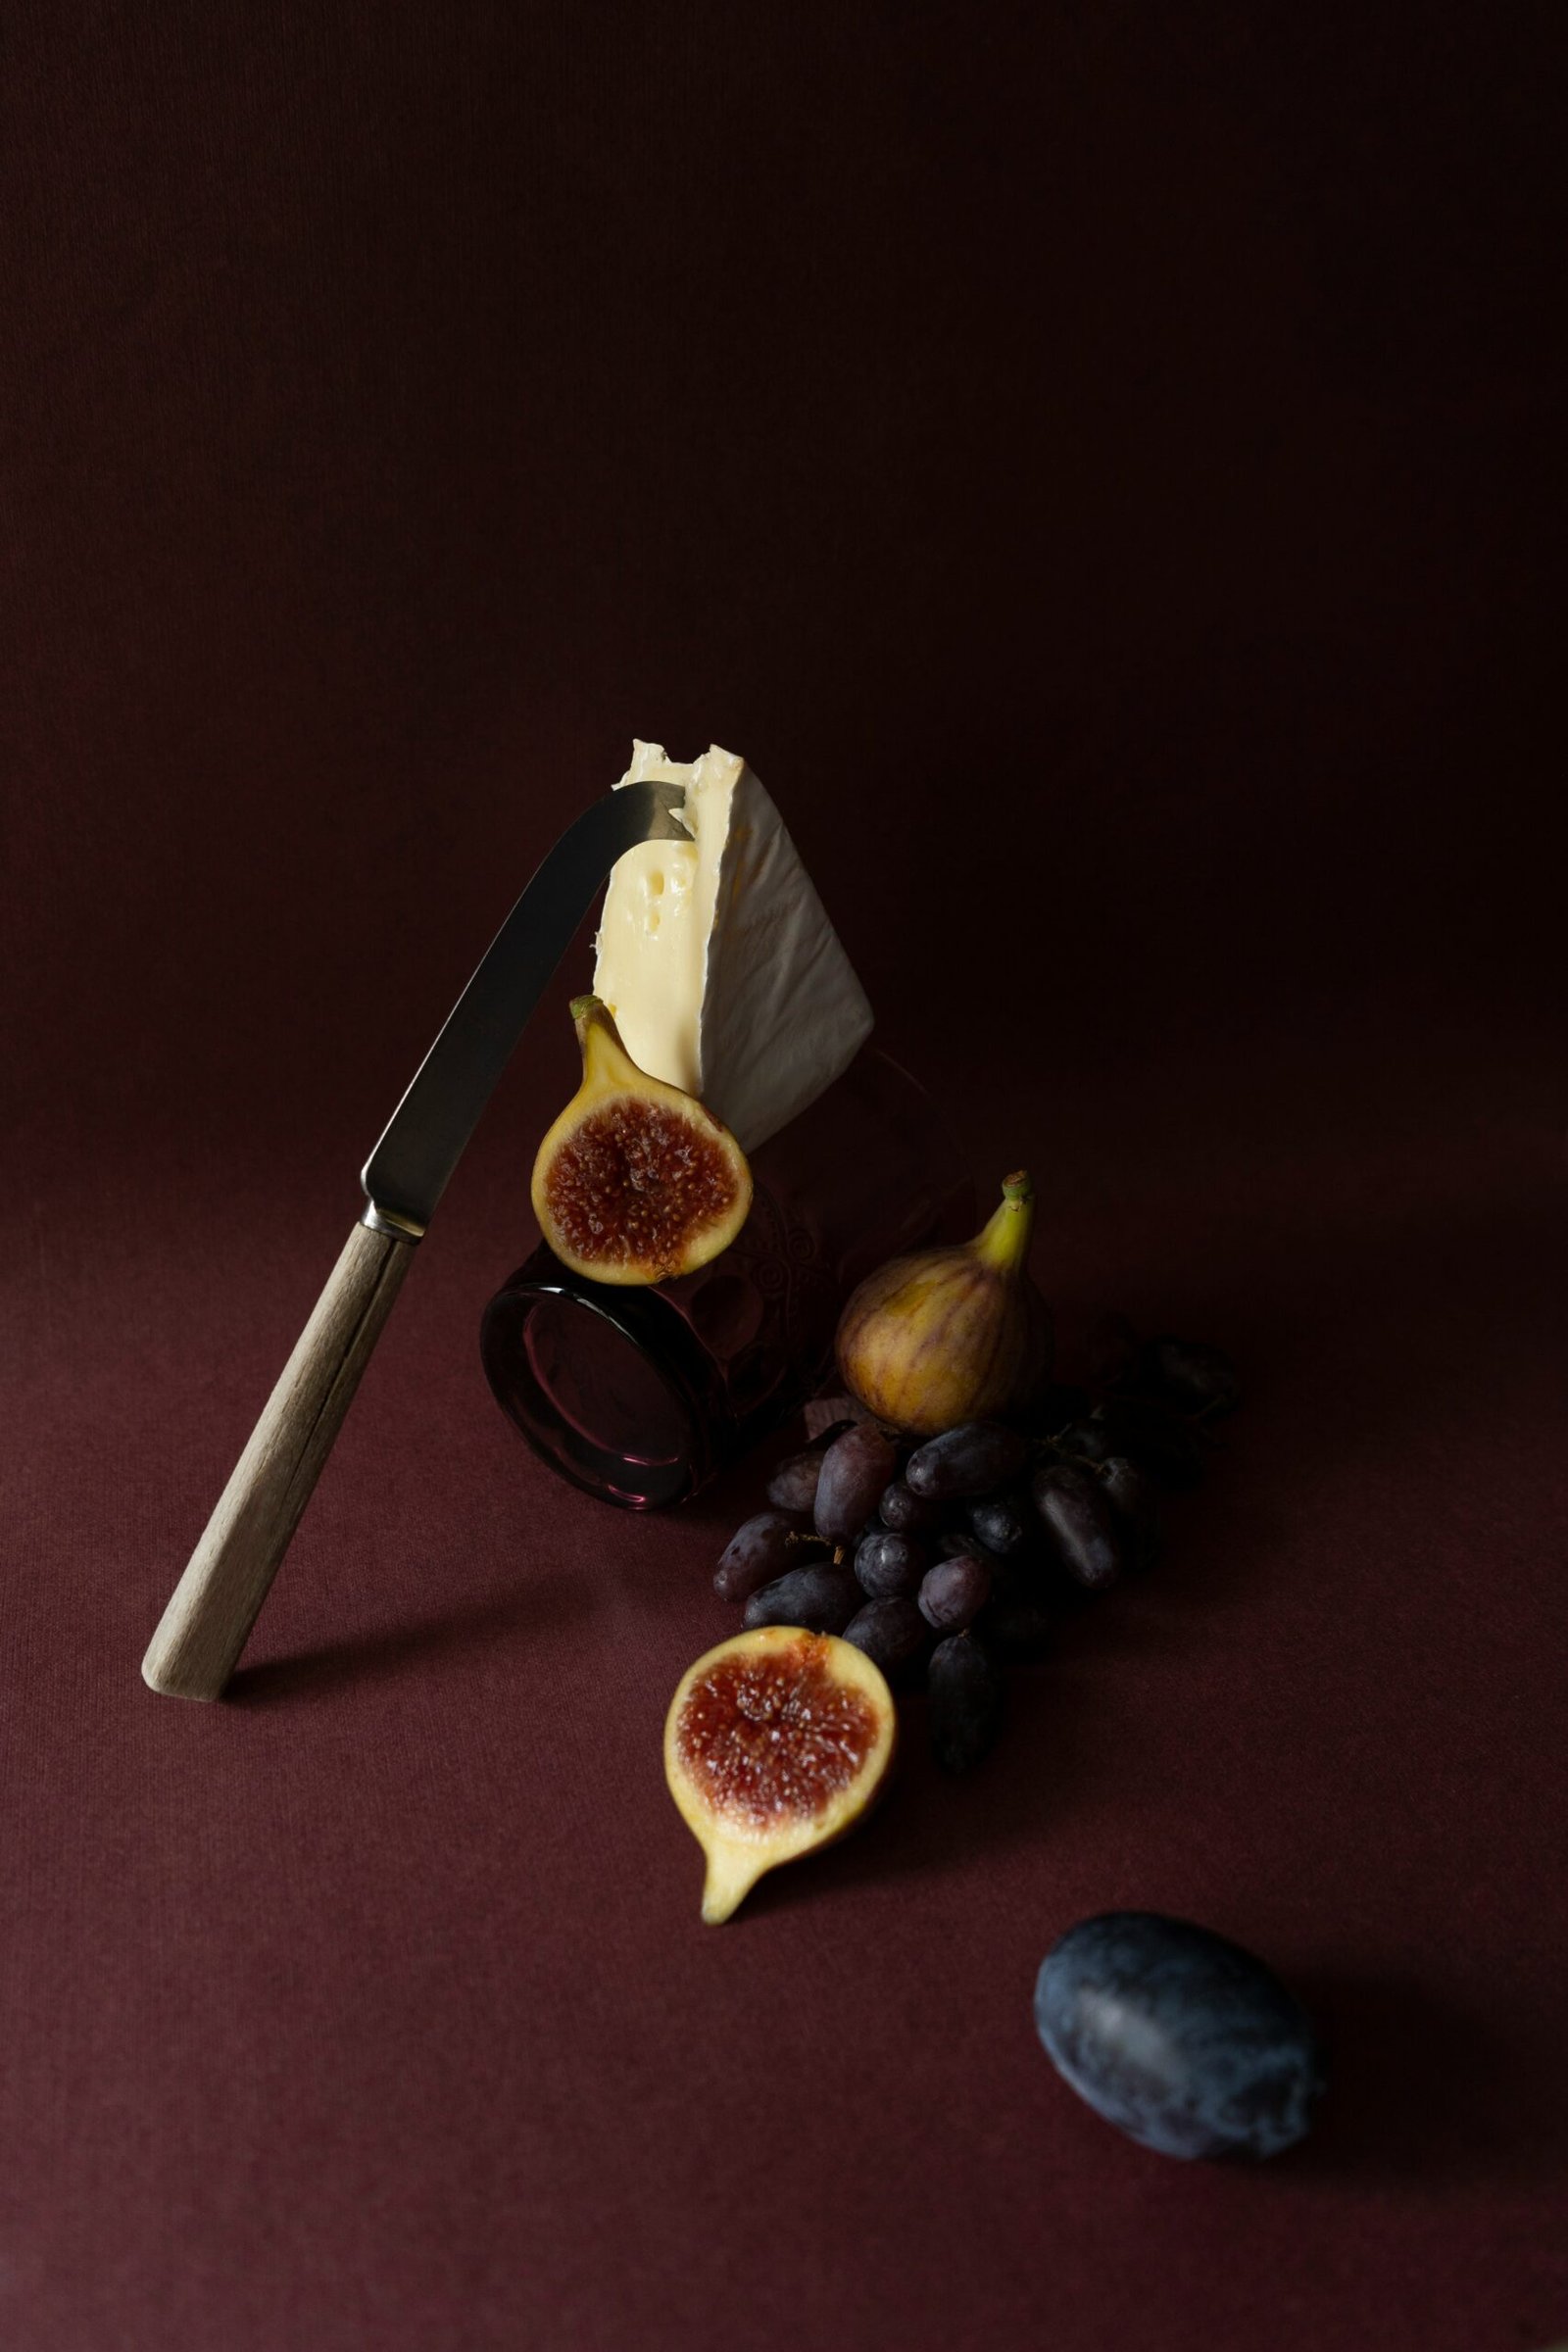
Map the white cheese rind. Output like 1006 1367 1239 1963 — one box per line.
592 741 874 1152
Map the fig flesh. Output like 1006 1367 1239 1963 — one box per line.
663 1627 896 1923
530 996 752 1285
835 1171 1052 1436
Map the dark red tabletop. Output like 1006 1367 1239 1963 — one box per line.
4 5 1565 2347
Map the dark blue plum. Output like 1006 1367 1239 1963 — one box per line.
1033 1912 1325 2160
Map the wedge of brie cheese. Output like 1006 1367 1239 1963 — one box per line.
592 742 874 1152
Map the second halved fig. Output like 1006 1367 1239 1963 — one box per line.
531 995 752 1284
664 1627 897 1923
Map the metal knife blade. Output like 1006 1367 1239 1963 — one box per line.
360 780 690 1238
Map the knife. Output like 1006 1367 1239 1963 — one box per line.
142 780 691 1702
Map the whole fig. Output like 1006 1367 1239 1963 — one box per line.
835 1172 1052 1437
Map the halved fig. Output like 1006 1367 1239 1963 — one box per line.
663 1627 896 1923
530 996 752 1285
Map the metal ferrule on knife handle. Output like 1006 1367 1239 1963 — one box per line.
360 1201 427 1242
141 782 690 1701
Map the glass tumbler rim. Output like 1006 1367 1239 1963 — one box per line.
480 1254 723 1508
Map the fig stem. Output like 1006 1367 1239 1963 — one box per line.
972 1170 1035 1275
570 994 644 1090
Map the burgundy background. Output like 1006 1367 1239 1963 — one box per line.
3 4 1565 2347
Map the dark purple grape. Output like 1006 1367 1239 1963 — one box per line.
742 1563 862 1635
841 1596 929 1681
1092 1399 1204 1490
927 1633 1005 1773
979 1590 1054 1660
1032 1464 1124 1592
765 1453 820 1513
879 1478 941 1534
854 1529 927 1600
940 1525 1006 1569
713 1511 822 1602
905 1422 1028 1501
1142 1338 1241 1418
966 1492 1031 1557
763 1423 848 1513
814 1423 900 1545
1097 1456 1162 1568
1034 1913 1325 2160
1086 1311 1141 1393
1053 1418 1118 1466
918 1553 993 1632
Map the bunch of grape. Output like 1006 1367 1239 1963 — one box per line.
711 1315 1241 1774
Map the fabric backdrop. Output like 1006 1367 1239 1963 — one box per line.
3 4 1565 2348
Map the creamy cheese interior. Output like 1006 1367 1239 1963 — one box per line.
592 738 874 1151
593 743 736 1099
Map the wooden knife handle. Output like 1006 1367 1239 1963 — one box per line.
142 1219 416 1701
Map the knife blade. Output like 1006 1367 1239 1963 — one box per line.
362 778 690 1238
142 779 690 1702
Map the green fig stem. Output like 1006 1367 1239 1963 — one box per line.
972 1169 1035 1276
570 993 643 1088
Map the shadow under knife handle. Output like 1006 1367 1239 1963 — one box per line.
141 1218 416 1701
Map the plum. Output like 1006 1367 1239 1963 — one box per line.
1033 1912 1325 2160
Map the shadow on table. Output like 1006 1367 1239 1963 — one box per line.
226 1575 588 1708
736 1668 1095 1920
741 1528 1283 1929
1284 1972 1567 2192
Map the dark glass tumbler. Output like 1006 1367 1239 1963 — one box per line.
480 1049 972 1507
